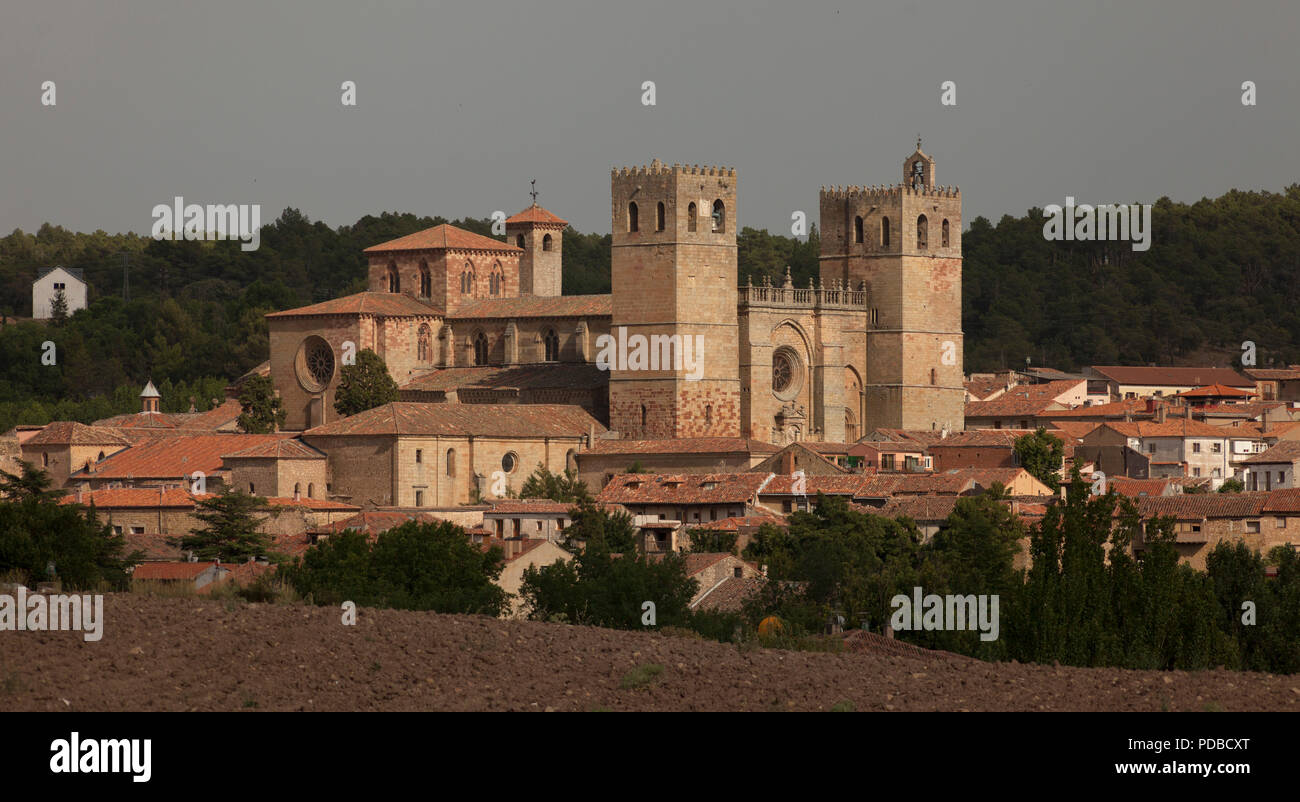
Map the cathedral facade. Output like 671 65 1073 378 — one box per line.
265 145 965 441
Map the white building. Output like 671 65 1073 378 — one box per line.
32 266 87 319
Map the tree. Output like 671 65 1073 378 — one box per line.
559 500 638 554
1217 478 1244 493
687 528 739 554
174 488 278 562
519 465 591 504
49 287 68 325
519 541 697 628
1014 427 1065 487
237 374 285 433
333 348 398 417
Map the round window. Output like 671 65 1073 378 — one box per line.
772 347 803 400
295 336 336 392
502 452 518 473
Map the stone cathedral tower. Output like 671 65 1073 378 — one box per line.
608 160 741 438
818 143 965 433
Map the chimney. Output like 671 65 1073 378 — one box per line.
1185 404 1192 420
1156 403 1166 424
1263 413 1273 433
781 449 796 475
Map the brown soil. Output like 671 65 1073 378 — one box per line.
2 595 1297 712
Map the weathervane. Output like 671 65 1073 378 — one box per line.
916 134 922 151
530 179 538 205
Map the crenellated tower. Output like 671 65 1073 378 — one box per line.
608 160 740 438
818 143 964 432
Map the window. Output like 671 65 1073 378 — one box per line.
415 449 423 464
782 500 793 513
130 526 144 535
1147 443 1156 453
1278 517 1287 529
1247 520 1261 534
294 482 301 497
307 483 314 498
930 368 937 386
542 233 553 251
687 202 697 232
417 324 432 362
419 260 432 297
1192 442 1201 453
656 202 665 231
41 452 50 467
705 405 712 425
387 262 400 293
446 449 456 477
641 404 648 428
516 234 525 248
113 525 123 535
628 202 639 232
1193 467 1201 477
734 567 743 578
941 219 950 247
489 271 500 295
415 490 424 507
917 214 928 249
1212 442 1221 453
474 332 489 365
97 451 105 461
881 217 890 248
711 200 725 233
544 329 560 362
501 452 518 473
854 216 864 244
249 482 255 493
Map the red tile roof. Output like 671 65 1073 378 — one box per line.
304 402 603 439
485 500 576 515
316 511 443 535
59 487 204 508
964 378 1009 401
927 429 1034 448
179 398 245 430
583 437 778 456
597 473 771 505
75 434 295 480
1243 441 1300 464
363 224 521 254
689 512 788 532
689 575 766 612
759 474 873 496
1097 420 1230 439
1133 493 1268 520
964 381 1082 417
1045 398 1151 418
1089 366 1253 388
25 421 132 446
1244 368 1300 381
1176 383 1255 398
222 439 327 460
401 363 606 393
505 204 568 227
133 561 221 581
92 412 181 429
876 494 961 522
265 291 438 319
1107 477 1179 498
1261 488 1300 514
449 294 611 319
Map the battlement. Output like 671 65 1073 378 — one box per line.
819 183 960 201
612 159 737 179
739 274 867 310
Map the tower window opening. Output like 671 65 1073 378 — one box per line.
917 214 928 250
711 200 725 233
628 202 639 232
387 262 400 293
688 202 697 232
516 234 525 248
942 219 950 248
656 202 666 231
881 218 890 248
542 233 553 251
854 216 863 244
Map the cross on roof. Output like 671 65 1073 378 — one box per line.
530 179 538 205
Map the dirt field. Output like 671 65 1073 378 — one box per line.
2 595 1298 712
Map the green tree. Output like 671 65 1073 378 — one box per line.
333 348 399 417
1217 478 1244 493
687 528 739 554
174 488 278 562
49 287 68 325
236 374 285 433
1013 427 1065 487
519 465 591 504
559 500 638 554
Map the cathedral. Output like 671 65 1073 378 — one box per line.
265 144 966 443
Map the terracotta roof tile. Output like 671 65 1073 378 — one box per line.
689 575 766 612
1176 383 1256 398
1089 366 1253 388
1262 488 1300 514
304 402 602 439
583 437 778 456
449 294 611 319
265 291 438 319
222 439 327 460
75 434 295 480
505 204 568 227
133 562 221 581
876 495 960 522
92 412 182 429
597 473 770 505
1243 441 1300 464
25 421 133 447
316 511 443 535
363 224 521 254
401 363 606 393
1099 420 1230 439
1133 493 1268 520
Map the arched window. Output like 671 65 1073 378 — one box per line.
515 234 525 248
446 448 456 477
628 202 639 232
543 328 560 362
461 262 475 295
417 324 432 362
474 332 489 365
489 272 500 295
42 452 49 467
881 218 891 248
656 202 666 231
294 482 301 497
711 200 725 233
387 262 400 293
917 214 928 250
930 367 937 385
844 408 859 442
688 202 697 232
854 216 864 244
942 219 950 248
307 483 314 498
641 404 648 428
705 404 713 425
419 261 432 298
542 233 553 252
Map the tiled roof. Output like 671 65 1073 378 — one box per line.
505 204 568 227
36 265 85 282
476 537 551 562
927 429 1034 448
265 291 438 319
1244 368 1300 381
690 575 766 612
597 473 771 505
877 494 960 522
1107 477 1179 498
1089 366 1253 388
363 224 521 254
316 511 443 535
963 381 1083 417
759 474 873 496
59 487 204 508
1216 420 1300 438
304 402 602 438
1098 420 1230 439
1044 421 1103 440
91 411 181 430
75 434 294 480
681 552 734 577
689 512 788 532
1261 488 1300 514
964 378 1009 401
180 398 244 430
865 429 951 446
401 363 606 393
449 294 611 319
122 532 184 561
582 437 778 456
1243 441 1300 464
263 497 361 511
24 421 132 447
799 441 851 455
485 500 576 515
1133 493 1268 520
222 438 326 460
1177 383 1255 398
133 562 220 581
1045 398 1151 418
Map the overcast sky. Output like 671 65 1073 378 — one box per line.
2 0 1296 238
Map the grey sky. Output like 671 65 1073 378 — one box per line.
2 0 1296 239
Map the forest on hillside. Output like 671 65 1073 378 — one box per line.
1 184 1297 433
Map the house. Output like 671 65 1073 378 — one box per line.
32 266 87 319
750 442 849 475
675 553 764 609
1244 366 1300 403
66 432 296 491
1242 442 1300 491
1175 384 1257 406
470 535 572 618
962 379 1086 429
131 561 230 591
847 440 931 473
575 437 778 490
596 472 773 526
1084 366 1254 402
1077 419 1232 487
1128 493 1287 570
18 422 132 488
